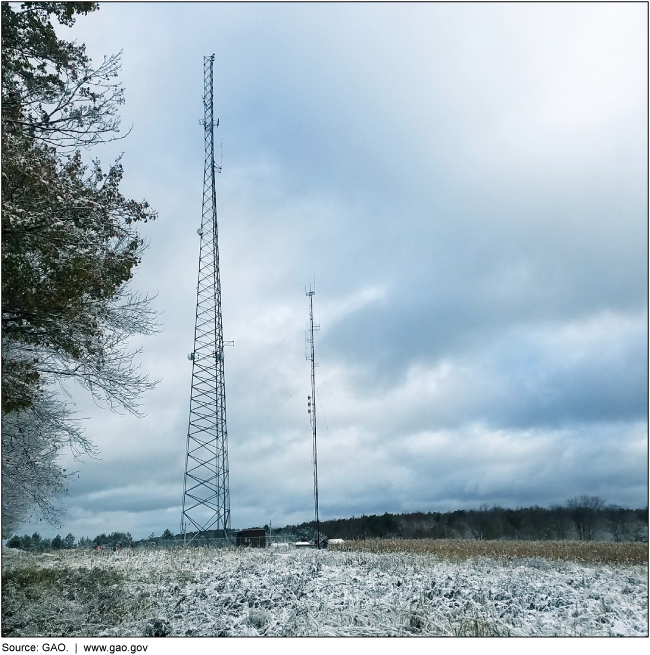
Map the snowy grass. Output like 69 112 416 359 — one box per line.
2 545 647 637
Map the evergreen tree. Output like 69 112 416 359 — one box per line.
6 535 21 549
29 531 42 551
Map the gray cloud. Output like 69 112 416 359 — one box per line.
22 3 647 539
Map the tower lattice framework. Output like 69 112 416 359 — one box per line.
181 54 231 542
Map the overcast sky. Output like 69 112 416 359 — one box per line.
24 2 647 540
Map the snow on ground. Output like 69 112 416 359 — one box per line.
2 547 647 636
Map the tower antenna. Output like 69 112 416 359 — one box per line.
306 284 320 548
181 55 233 545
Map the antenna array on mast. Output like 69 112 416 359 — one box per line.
306 285 321 548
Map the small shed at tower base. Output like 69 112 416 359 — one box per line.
236 528 266 547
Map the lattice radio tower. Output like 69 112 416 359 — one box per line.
306 286 321 548
181 55 232 544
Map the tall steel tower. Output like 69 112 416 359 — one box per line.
181 55 231 543
306 287 320 547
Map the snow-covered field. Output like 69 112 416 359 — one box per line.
2 546 647 636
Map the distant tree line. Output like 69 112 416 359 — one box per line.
5 530 135 551
6 531 76 551
4 528 230 550
6 497 647 550
275 497 648 543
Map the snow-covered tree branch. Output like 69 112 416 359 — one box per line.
2 2 159 535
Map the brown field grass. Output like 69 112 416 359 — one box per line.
328 538 648 564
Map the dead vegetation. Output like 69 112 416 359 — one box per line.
328 538 648 565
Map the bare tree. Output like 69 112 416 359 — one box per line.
566 495 605 541
2 2 127 151
606 505 629 543
1 386 97 537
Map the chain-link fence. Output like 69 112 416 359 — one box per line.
138 534 299 549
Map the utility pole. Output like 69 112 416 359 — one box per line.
181 55 232 545
306 286 320 548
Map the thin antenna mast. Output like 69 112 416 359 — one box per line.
306 285 320 548
181 54 232 545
